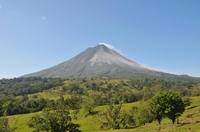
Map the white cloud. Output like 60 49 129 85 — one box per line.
99 43 123 55
0 5 1 8
99 43 115 50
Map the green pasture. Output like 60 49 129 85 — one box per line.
8 96 200 132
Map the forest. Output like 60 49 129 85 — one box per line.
0 77 200 131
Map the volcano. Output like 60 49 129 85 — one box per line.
23 44 173 78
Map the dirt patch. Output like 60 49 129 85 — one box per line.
8 115 18 125
186 110 200 118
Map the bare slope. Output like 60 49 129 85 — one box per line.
23 44 171 78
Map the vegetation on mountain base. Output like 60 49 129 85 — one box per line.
0 77 64 96
0 77 200 131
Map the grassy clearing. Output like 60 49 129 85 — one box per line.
8 96 200 132
9 113 38 132
28 88 70 100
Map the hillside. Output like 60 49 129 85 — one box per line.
7 96 200 132
0 77 200 131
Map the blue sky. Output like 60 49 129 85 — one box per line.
0 0 200 79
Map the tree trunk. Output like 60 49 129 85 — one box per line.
172 118 175 124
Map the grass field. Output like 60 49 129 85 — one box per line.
8 96 200 132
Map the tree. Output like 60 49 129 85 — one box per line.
164 92 185 124
182 97 191 107
67 94 82 110
28 96 80 132
150 92 166 124
141 87 154 101
100 103 130 130
150 92 185 124
82 96 96 114
133 101 154 126
27 114 50 132
2 100 12 116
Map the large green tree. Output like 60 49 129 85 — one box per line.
150 92 185 124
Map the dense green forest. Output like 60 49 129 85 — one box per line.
0 77 200 131
0 77 64 96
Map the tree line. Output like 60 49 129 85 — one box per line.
0 77 199 97
0 94 48 116
0 77 64 96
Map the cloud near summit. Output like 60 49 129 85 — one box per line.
99 43 115 50
99 43 122 54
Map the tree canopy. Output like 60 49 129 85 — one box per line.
150 92 185 124
28 96 80 132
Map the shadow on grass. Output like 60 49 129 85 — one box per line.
187 105 198 110
177 122 191 127
10 127 18 132
186 109 200 118
84 111 99 117
126 126 139 129
89 111 99 115
195 120 200 124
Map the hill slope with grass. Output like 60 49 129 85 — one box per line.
7 96 200 132
1 77 200 131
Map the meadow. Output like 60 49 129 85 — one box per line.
8 96 200 132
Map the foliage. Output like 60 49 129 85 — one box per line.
2 100 12 116
0 77 199 117
132 101 154 126
0 77 64 96
182 97 191 107
0 117 10 132
27 114 49 132
6 96 200 132
0 77 200 131
150 92 185 124
100 103 131 130
82 96 96 115
28 96 81 132
66 94 82 110
0 95 48 116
